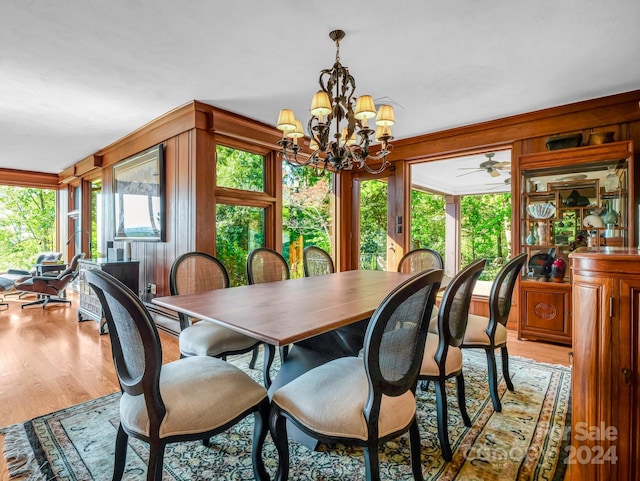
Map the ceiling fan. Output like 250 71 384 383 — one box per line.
487 177 512 190
457 153 510 178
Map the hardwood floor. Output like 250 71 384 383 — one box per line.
0 292 571 479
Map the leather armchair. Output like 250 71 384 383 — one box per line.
17 253 84 308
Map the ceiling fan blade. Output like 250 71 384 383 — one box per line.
493 162 511 169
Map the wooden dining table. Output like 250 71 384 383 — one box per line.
152 269 414 388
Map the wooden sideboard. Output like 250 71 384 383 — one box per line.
570 248 640 480
77 258 140 333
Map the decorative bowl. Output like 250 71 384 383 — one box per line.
545 133 583 151
527 203 556 219
582 214 604 229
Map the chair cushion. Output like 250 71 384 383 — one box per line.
179 321 259 357
120 356 267 438
0 277 15 292
272 357 416 441
420 335 463 377
462 314 508 347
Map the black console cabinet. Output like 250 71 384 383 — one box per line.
77 259 140 333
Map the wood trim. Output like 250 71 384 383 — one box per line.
58 165 77 184
75 154 103 176
96 101 204 169
0 168 60 188
389 90 640 161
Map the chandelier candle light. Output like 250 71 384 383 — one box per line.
277 29 396 174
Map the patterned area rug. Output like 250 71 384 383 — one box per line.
1 351 570 480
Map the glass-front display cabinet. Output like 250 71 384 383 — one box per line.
514 140 634 345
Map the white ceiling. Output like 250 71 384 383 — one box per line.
1 0 639 183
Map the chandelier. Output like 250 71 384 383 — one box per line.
276 30 395 174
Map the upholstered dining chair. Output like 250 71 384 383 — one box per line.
303 245 335 277
86 269 270 481
397 247 444 273
17 252 85 308
269 268 443 481
418 258 485 461
461 253 528 412
170 252 260 367
247 247 291 365
247 247 290 284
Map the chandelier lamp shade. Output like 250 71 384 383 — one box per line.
276 29 395 174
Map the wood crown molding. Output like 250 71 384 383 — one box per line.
0 168 60 188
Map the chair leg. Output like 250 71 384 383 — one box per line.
363 436 381 481
252 400 270 481
112 424 128 481
21 296 71 309
434 380 452 462
501 345 514 391
409 418 425 481
248 344 260 369
279 345 289 362
455 373 471 426
147 441 165 481
269 407 290 481
485 348 502 412
263 344 276 388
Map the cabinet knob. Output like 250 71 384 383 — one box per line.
621 368 632 384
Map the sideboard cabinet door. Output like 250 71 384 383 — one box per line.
571 249 640 481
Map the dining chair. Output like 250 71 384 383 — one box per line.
247 247 291 370
418 258 485 461
269 268 443 481
86 269 270 481
302 245 335 277
397 248 444 273
247 247 290 284
170 252 260 368
461 253 527 412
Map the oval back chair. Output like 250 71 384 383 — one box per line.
86 269 270 481
397 248 444 273
419 258 486 461
169 252 260 366
461 253 528 411
303 246 335 277
270 268 443 481
247 248 290 284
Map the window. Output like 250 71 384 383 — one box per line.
90 179 103 258
216 204 265 286
0 186 56 271
215 145 270 285
216 145 265 192
359 179 388 270
461 193 511 280
410 189 446 261
282 163 333 278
